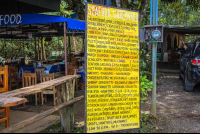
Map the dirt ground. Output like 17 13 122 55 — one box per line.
11 72 200 133
143 73 200 133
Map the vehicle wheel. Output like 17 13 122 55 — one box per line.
184 70 194 92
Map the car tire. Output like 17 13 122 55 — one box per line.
184 70 194 92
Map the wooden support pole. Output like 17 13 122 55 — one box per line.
68 35 71 62
0 96 84 133
57 82 71 133
66 82 71 132
69 79 74 129
64 22 67 76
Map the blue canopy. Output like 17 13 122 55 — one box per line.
0 13 85 31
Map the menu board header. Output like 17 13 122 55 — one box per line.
87 5 138 22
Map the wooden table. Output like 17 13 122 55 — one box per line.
0 75 81 107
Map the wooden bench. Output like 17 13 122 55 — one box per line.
0 75 81 133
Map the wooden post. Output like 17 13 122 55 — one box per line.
64 22 67 76
69 79 74 129
57 83 70 133
66 82 71 132
68 35 71 63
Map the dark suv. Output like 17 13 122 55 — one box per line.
179 38 200 92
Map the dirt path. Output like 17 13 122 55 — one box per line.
10 73 200 133
142 73 200 133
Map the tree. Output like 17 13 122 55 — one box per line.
160 0 200 11
158 0 200 26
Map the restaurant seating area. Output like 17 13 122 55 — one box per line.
0 54 85 110
0 11 86 130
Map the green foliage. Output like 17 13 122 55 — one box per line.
159 0 200 26
71 127 84 133
130 114 158 133
0 35 85 60
160 0 200 11
185 35 198 43
157 72 164 79
140 44 152 79
140 75 153 103
38 122 61 133
139 44 154 103
64 0 93 20
44 0 74 17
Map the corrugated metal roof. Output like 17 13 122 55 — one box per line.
164 25 200 34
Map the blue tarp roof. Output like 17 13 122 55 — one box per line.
0 13 85 31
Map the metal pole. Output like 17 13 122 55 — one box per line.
150 0 152 25
153 0 156 25
64 22 67 75
156 0 158 25
151 0 158 116
106 0 111 6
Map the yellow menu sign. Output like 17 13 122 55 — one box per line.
85 3 140 133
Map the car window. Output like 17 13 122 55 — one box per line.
193 43 200 57
186 46 191 55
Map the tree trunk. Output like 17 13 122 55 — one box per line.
43 38 47 60
73 37 76 53
140 0 150 22
41 37 43 60
40 41 43 60
37 38 40 60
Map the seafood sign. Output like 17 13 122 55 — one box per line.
85 3 140 133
